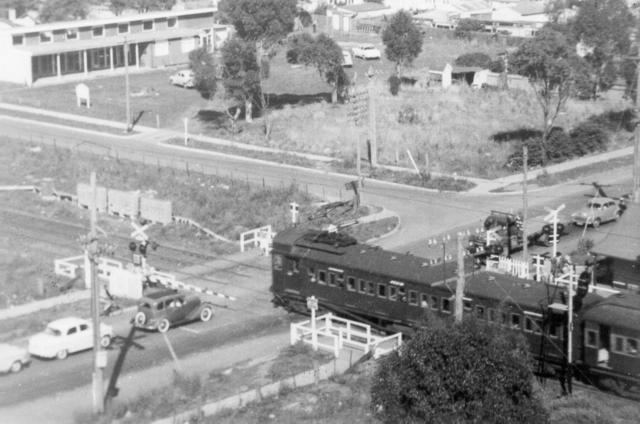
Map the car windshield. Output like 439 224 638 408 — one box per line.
45 327 62 336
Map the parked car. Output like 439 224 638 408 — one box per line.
342 50 353 67
352 44 381 60
133 289 214 333
571 197 623 228
28 317 113 360
169 69 195 88
0 343 30 373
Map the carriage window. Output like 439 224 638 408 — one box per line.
475 305 485 319
367 281 375 296
308 267 316 282
336 273 344 288
420 293 429 308
358 279 367 293
585 330 598 348
501 312 508 327
328 272 337 287
441 297 451 314
613 336 625 353
463 299 472 311
408 290 418 306
388 286 397 301
318 270 327 285
627 338 638 356
488 309 497 323
347 277 356 291
290 259 299 273
273 254 283 270
430 296 439 311
398 287 407 302
511 314 521 330
549 324 561 339
378 283 387 299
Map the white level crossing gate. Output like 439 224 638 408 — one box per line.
290 313 402 359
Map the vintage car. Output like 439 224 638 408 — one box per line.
169 69 195 88
133 289 214 333
571 197 623 228
28 317 113 360
342 50 353 67
0 343 30 373
352 44 381 60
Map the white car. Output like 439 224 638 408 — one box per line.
169 69 195 88
342 50 353 67
0 343 30 373
352 44 381 60
28 317 114 360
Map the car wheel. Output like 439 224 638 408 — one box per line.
10 360 23 373
542 224 551 234
134 312 147 326
100 335 112 348
557 223 565 234
200 306 213 322
158 319 170 333
56 349 68 360
593 218 601 228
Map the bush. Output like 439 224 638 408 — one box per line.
569 122 609 156
585 109 636 133
455 52 492 68
371 319 549 424
454 19 485 40
397 105 419 124
388 75 401 95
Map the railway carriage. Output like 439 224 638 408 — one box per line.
271 227 640 398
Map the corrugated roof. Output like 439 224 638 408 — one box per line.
592 203 640 262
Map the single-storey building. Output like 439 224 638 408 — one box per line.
0 7 229 86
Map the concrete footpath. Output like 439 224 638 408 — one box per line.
0 331 291 424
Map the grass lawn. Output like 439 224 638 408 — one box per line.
1 32 632 179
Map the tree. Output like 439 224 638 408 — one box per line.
221 37 261 123
371 319 549 424
286 32 315 64
298 34 349 103
39 0 88 22
189 47 217 101
0 0 39 17
381 10 423 77
510 27 577 164
454 18 485 40
219 0 297 128
109 0 128 16
570 0 634 100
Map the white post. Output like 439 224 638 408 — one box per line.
307 296 318 352
567 268 574 364
544 204 565 258
183 118 188 146
289 202 299 225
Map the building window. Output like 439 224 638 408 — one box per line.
501 312 508 327
585 329 598 348
143 20 154 31
367 281 375 296
167 17 177 28
307 267 315 282
336 273 344 288
358 279 367 294
441 297 451 314
40 31 52 43
32 55 56 79
66 29 78 40
475 305 485 319
488 309 497 323
346 277 356 292
328 272 337 287
429 295 439 311
12 34 24 45
118 23 129 34
317 270 326 285
377 283 387 299
408 290 418 306
155 40 169 56
60 51 84 75
511 313 521 330
87 47 112 71
92 26 104 37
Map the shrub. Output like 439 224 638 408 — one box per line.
455 52 492 68
546 127 572 162
569 122 609 156
454 19 485 40
371 318 549 424
585 109 636 133
397 105 419 124
388 75 401 95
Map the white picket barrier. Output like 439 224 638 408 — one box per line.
486 255 530 279
240 225 274 254
54 255 84 279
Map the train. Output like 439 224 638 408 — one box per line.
270 226 640 398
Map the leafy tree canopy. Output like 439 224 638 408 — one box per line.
189 47 217 101
371 319 549 424
454 18 485 40
0 0 38 17
218 0 297 45
220 37 261 106
381 10 423 73
40 0 88 22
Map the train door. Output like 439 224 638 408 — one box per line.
598 324 611 367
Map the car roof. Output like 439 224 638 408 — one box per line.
142 288 181 301
48 317 87 330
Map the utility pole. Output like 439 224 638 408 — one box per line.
124 37 131 133
566 267 574 395
88 172 104 414
522 145 529 262
367 69 377 168
454 233 466 323
634 59 640 203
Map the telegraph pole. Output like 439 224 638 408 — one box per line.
454 233 466 323
634 59 640 203
522 145 529 262
367 69 377 168
88 172 104 414
124 37 131 133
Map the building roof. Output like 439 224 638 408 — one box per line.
2 7 215 35
511 1 547 16
338 3 391 13
13 27 211 56
591 203 640 262
582 291 640 330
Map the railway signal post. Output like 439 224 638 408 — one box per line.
307 296 319 351
543 204 565 258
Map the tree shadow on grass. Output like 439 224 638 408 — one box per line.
492 128 542 143
196 110 228 129
265 91 333 109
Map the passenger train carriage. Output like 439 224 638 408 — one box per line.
271 227 640 398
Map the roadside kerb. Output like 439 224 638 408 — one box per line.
0 290 90 321
152 348 366 424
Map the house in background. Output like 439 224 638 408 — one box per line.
0 7 229 86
